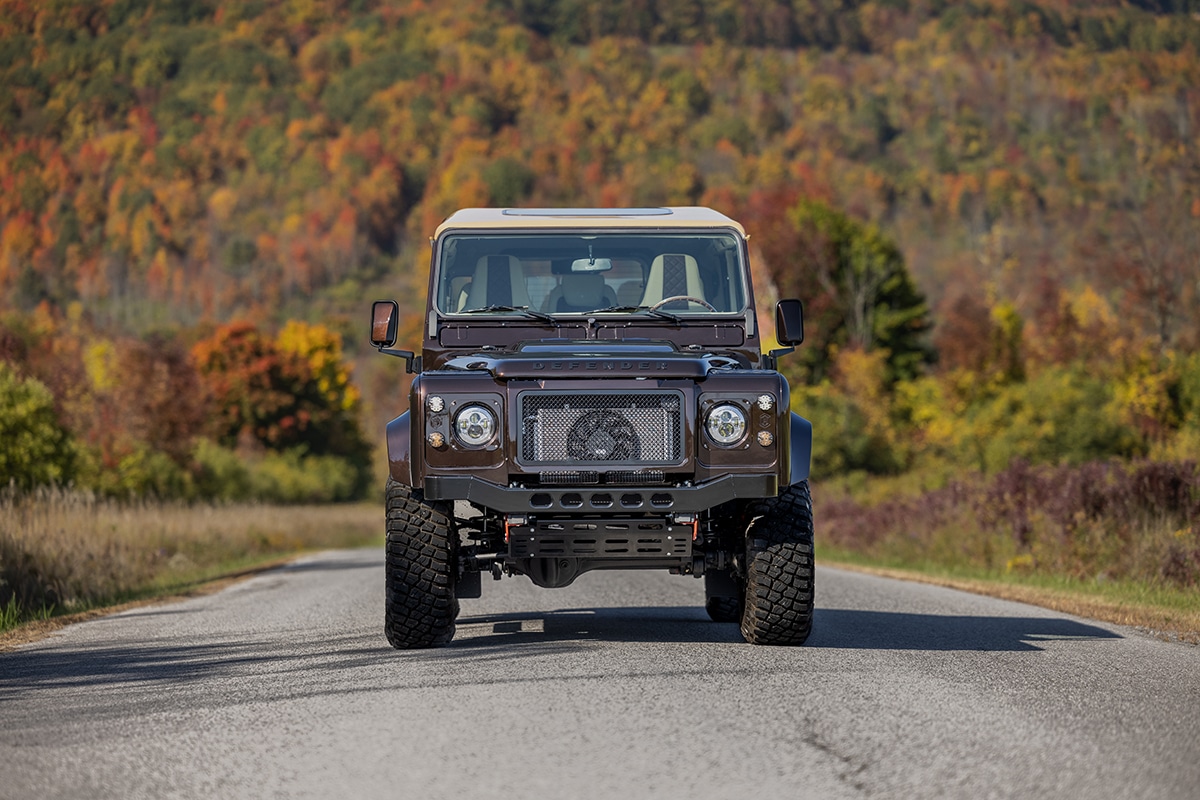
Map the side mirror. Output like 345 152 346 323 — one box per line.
371 300 399 347
775 299 804 346
370 300 419 373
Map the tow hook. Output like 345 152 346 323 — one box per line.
672 512 698 541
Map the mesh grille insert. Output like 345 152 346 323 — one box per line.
520 392 684 465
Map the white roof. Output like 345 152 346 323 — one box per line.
434 207 746 237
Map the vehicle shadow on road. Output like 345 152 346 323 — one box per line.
445 606 1122 652
0 609 1125 698
451 606 745 648
806 609 1122 652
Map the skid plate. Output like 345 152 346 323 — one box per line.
508 518 692 559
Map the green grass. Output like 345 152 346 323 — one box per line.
0 596 53 631
817 542 1200 640
819 542 1200 613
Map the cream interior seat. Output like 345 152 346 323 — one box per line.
640 253 705 307
542 272 617 313
461 255 531 310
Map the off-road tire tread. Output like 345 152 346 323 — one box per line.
384 478 458 649
704 592 743 623
740 481 815 645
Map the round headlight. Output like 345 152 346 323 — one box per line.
705 404 747 445
454 405 496 446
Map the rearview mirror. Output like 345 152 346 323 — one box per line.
371 300 399 348
775 299 804 346
570 257 612 273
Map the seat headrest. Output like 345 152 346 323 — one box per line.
464 255 531 309
560 273 606 307
641 253 704 307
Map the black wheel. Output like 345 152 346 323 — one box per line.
704 570 744 622
384 478 459 649
703 500 747 622
740 481 815 645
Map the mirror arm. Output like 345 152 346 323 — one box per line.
377 346 420 374
764 346 794 371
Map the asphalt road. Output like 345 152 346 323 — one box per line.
2 548 1198 800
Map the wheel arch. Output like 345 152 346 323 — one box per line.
788 412 812 485
387 411 413 486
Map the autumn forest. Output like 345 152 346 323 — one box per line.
1 0 1199 589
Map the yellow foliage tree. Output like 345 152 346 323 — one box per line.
275 320 361 415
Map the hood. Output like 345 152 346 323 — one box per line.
441 339 743 379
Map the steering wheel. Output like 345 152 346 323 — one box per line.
650 295 717 311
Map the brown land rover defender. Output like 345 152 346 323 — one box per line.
370 207 813 647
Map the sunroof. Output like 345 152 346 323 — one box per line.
501 208 673 217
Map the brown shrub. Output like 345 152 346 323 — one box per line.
820 459 1200 588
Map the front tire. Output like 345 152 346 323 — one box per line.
384 478 459 649
740 481 815 645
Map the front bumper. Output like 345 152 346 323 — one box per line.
423 473 778 513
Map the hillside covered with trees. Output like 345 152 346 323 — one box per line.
1 0 1198 511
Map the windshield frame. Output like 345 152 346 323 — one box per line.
430 227 751 319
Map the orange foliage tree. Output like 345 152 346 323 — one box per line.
191 321 371 479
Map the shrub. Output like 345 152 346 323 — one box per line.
822 459 1200 588
247 449 361 504
190 438 253 502
191 440 360 504
0 362 74 488
74 444 193 500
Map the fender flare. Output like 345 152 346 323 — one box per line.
386 411 413 486
789 412 813 485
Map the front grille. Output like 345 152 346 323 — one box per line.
519 391 684 466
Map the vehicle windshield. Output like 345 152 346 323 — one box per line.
434 232 748 316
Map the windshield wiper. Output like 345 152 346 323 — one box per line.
591 304 683 323
462 305 559 324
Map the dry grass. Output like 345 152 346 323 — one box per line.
0 557 297 651
0 487 381 632
815 460 1200 644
